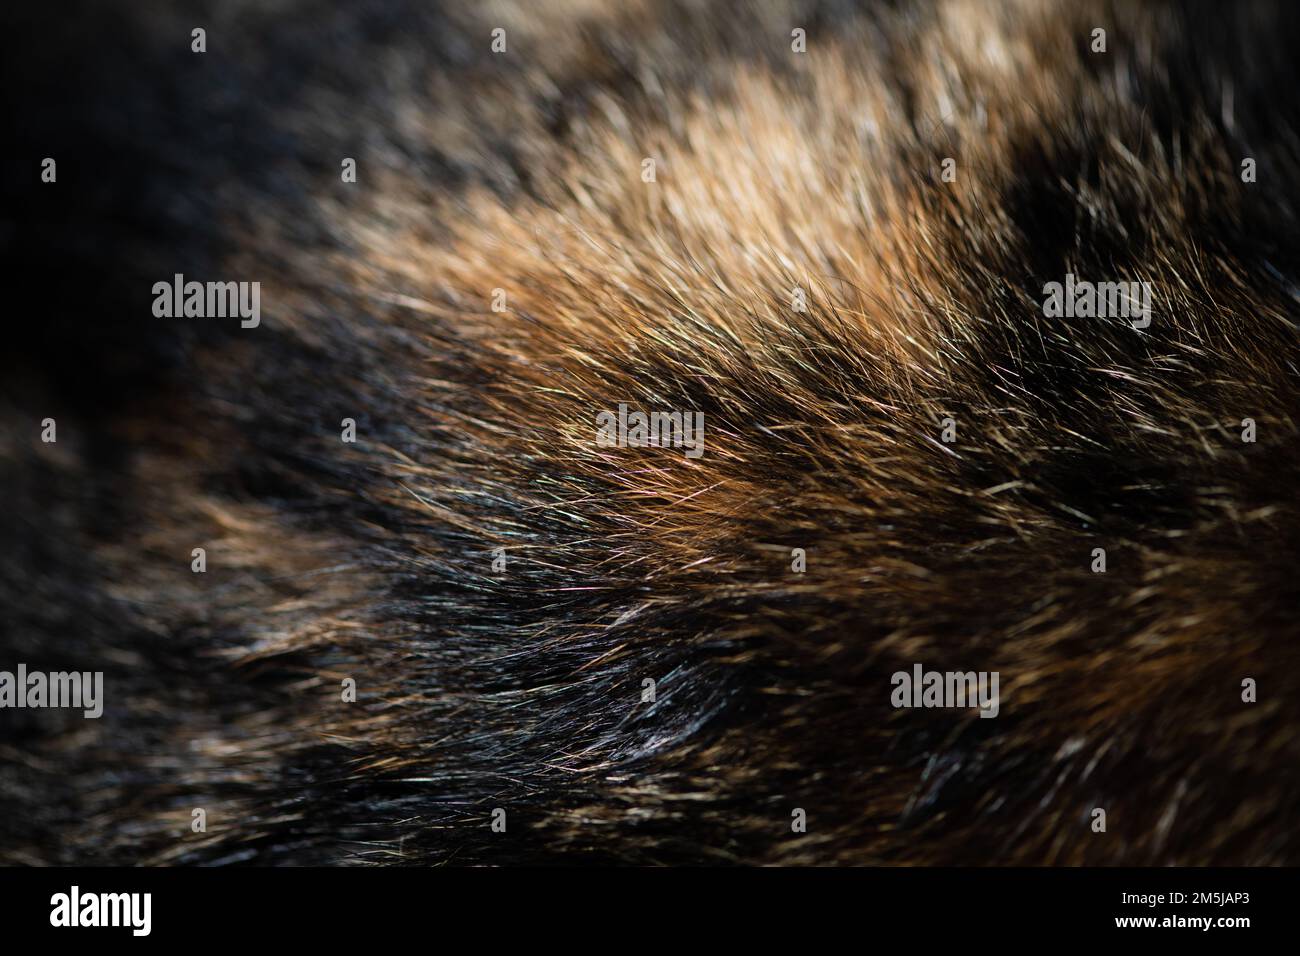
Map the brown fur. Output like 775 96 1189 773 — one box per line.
3 0 1300 864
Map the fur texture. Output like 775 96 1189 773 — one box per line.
3 0 1300 864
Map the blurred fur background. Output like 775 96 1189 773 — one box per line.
2 0 1300 864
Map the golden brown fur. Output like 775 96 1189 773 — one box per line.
2 0 1300 864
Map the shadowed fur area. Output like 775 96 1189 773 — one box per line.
2 0 1300 864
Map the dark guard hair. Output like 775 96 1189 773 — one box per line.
2 0 1300 864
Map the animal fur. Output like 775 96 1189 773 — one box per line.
2 0 1300 865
